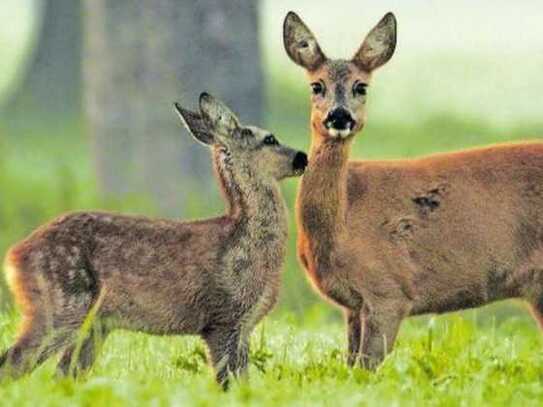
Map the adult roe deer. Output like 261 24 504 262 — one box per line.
284 11 543 369
1 93 307 387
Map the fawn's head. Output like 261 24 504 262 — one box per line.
175 93 307 181
283 12 397 141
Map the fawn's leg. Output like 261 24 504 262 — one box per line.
56 321 109 378
235 335 250 379
345 309 362 366
203 326 243 390
360 301 408 370
0 316 79 380
1 244 100 381
529 282 543 329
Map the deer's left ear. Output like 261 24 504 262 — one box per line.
198 92 240 138
352 12 397 72
174 103 214 145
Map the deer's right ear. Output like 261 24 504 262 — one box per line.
174 103 214 145
283 11 326 71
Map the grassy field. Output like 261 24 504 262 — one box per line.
0 304 542 406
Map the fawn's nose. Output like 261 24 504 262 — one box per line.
293 151 308 172
324 107 355 131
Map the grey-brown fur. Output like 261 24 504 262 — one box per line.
0 93 307 388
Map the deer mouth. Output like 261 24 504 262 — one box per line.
328 128 353 139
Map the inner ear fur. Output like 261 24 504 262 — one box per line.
198 92 240 137
283 11 327 71
174 102 214 145
352 12 397 72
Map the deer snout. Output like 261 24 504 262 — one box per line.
292 151 308 173
324 108 355 138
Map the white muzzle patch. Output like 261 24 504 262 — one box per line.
328 128 352 139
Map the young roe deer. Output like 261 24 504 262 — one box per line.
284 11 543 369
1 93 307 387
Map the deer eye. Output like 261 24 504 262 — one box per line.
263 134 278 146
310 82 325 96
241 128 253 138
353 82 368 96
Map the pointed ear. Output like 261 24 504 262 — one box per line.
198 92 240 137
352 12 397 72
174 103 214 145
283 11 327 71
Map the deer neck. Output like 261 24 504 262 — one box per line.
213 147 288 239
297 131 351 242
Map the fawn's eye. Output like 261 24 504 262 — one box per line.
353 82 368 96
311 82 325 96
241 128 253 138
263 134 278 146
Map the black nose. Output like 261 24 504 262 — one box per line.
324 108 355 130
293 151 308 172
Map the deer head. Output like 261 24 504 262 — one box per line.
283 12 397 141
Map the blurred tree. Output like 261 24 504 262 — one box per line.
2 0 82 126
85 0 263 216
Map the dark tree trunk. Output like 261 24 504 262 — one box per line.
84 0 263 216
2 0 82 126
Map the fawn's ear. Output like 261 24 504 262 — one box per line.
198 92 240 138
174 103 214 145
283 11 327 71
352 12 397 72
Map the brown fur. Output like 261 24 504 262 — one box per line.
0 93 306 387
284 11 543 369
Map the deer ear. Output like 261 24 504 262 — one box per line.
283 11 326 71
174 103 214 145
198 92 240 138
352 12 397 72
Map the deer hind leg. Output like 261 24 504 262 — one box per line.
530 299 543 329
512 254 543 330
1 247 99 380
345 309 362 366
56 321 109 378
0 320 67 379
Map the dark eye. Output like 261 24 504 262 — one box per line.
241 128 253 138
310 82 325 96
353 82 367 96
263 134 278 146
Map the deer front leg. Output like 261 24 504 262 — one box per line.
360 302 407 370
345 309 362 366
203 326 243 390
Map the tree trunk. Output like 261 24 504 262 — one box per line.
84 0 263 216
2 0 82 127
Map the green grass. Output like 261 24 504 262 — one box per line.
0 304 542 406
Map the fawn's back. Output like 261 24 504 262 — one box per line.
7 211 234 335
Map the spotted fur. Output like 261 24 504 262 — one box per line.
0 93 306 388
